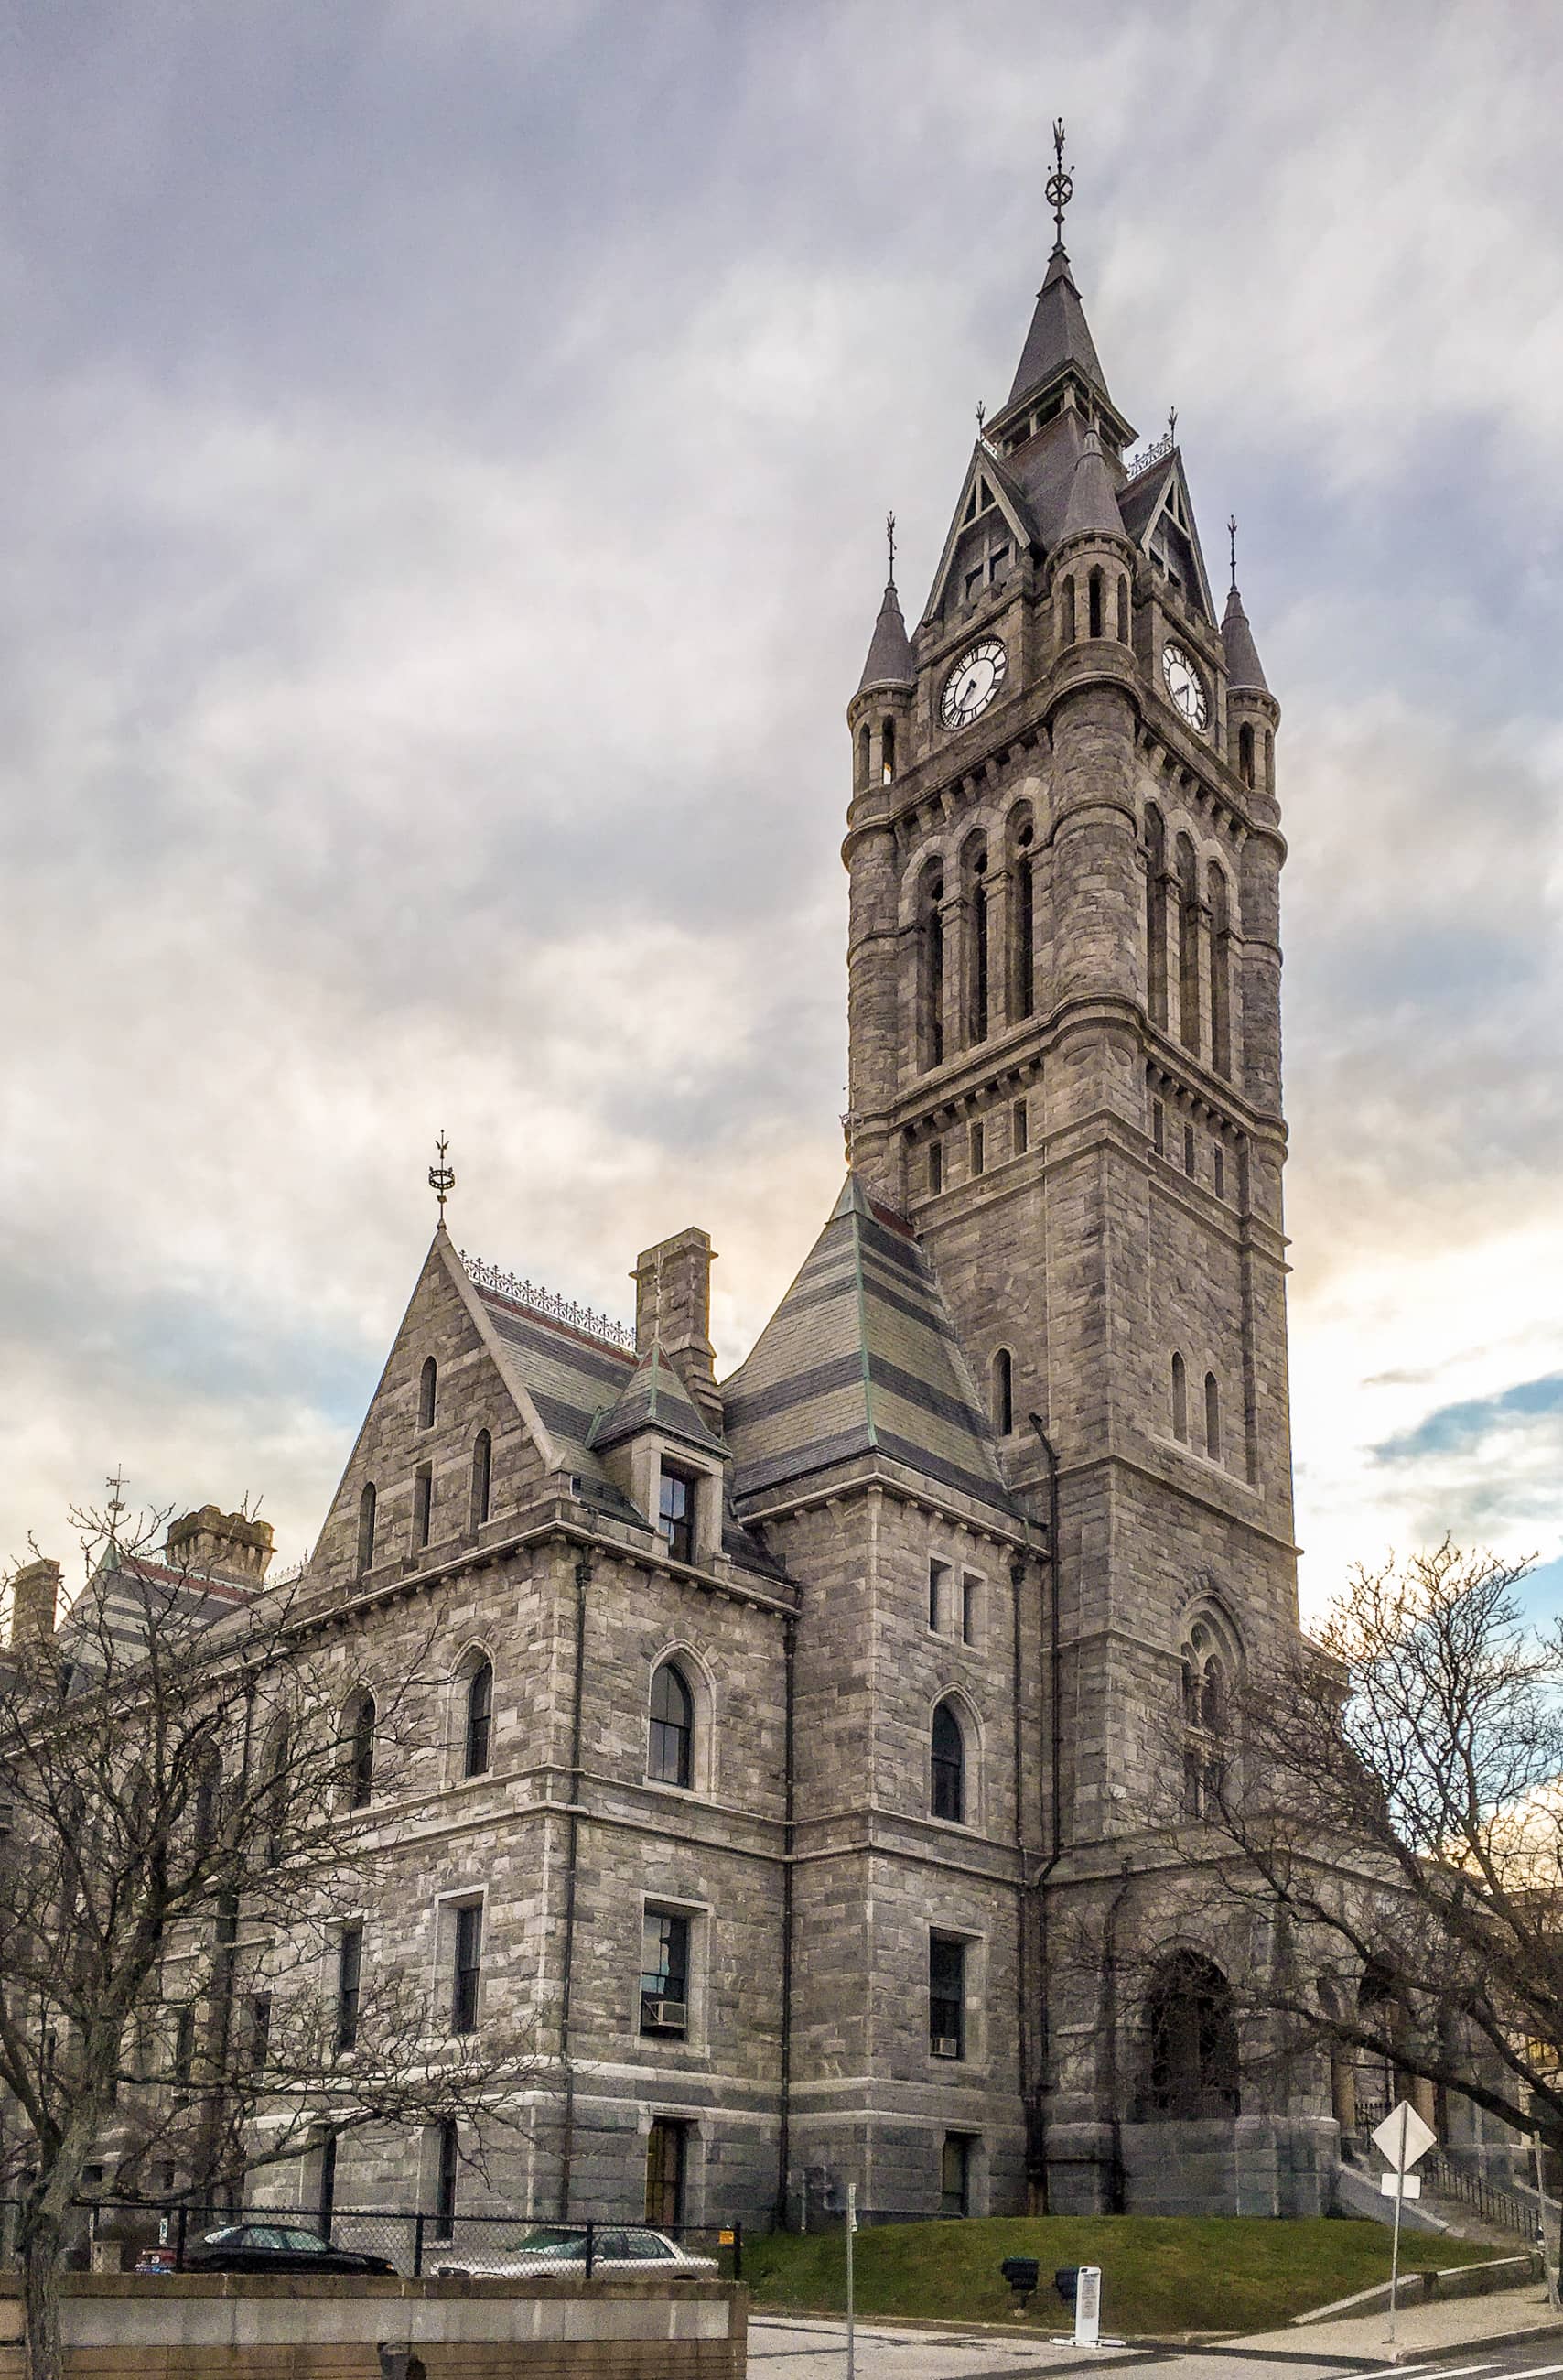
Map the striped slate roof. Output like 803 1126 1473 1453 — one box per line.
589 1341 726 1458
722 1174 1022 1521
57 1554 258 1676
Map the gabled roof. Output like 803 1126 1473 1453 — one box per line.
721 1174 1023 1521
589 1340 727 1459
1008 243 1109 411
921 444 1040 625
1117 449 1217 622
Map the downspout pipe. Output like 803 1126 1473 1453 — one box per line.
557 1547 590 2218
1029 1413 1064 2209
775 1610 797 2228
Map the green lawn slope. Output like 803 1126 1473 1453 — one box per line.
745 2215 1495 2337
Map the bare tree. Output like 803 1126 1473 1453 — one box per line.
1189 1544 1563 2152
0 1503 543 2380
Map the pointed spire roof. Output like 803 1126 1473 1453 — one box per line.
589 1339 726 1458
1222 582 1270 695
1059 427 1124 545
1008 243 1109 412
721 1173 1022 1520
857 579 914 695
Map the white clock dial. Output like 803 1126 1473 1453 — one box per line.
1161 641 1209 731
940 638 1008 731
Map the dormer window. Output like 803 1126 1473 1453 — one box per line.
658 1466 696 1565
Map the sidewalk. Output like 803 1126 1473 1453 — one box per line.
1234 2280 1563 2364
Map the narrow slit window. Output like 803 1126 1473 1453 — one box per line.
336 1922 362 2052
928 1140 943 1194
1172 1351 1188 1443
419 1357 437 1431
992 1349 1013 1437
414 1464 433 1552
1012 1100 1028 1156
970 1120 985 1177
470 1429 492 1530
356 1483 376 1579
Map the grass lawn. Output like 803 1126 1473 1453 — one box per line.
744 2215 1496 2337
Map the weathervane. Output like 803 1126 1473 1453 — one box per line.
886 510 897 587
1046 117 1073 245
1227 514 1238 591
428 1131 456 1221
1168 404 1178 446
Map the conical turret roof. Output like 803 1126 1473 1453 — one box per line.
589 1338 726 1458
1059 427 1124 545
857 579 914 695
1008 243 1109 411
1222 583 1270 695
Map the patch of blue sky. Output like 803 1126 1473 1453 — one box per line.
1515 1552 1563 1627
1374 1373 1563 1465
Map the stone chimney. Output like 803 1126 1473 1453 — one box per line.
164 1506 275 1585
8 1557 59 1648
631 1227 723 1433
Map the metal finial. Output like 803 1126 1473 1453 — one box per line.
428 1131 456 1221
840 1109 854 1165
886 511 897 588
1046 117 1073 244
1168 404 1178 446
1227 514 1238 591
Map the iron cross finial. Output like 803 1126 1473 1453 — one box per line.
886 510 897 587
428 1131 456 1222
1046 118 1073 244
1227 514 1238 590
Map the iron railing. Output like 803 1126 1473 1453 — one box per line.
1424 2152 1545 2242
459 1254 635 1354
0 2200 741 2284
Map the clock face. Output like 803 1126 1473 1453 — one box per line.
940 638 1008 731
1161 641 1209 731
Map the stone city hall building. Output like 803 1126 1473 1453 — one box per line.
286 212 1323 2232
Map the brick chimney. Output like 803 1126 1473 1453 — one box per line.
631 1227 723 1433
8 1557 59 1648
165 1506 275 1585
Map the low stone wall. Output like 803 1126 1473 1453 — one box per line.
0 2271 747 2377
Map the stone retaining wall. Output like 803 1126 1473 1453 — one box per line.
0 2272 746 2377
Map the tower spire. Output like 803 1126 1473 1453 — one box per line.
1046 116 1073 252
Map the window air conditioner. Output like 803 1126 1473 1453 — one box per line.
932 2036 962 2060
645 1998 688 2030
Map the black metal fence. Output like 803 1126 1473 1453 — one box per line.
1424 2152 1546 2242
0 2201 742 2285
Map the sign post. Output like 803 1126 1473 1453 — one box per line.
1373 2099 1437 2351
1073 2265 1101 2349
845 2180 857 2380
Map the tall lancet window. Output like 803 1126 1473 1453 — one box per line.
920 869 945 1070
1008 808 1035 1022
1175 831 1201 1055
964 840 989 1045
1144 805 1168 1028
1209 865 1234 1078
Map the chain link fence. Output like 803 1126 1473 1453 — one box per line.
0 2200 743 2284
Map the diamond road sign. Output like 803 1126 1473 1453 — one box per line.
1373 2099 1437 2172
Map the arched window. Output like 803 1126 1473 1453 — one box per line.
857 723 871 787
931 1699 965 1823
264 1724 290 1864
991 1349 1014 1437
964 840 989 1044
345 1689 375 1809
1008 810 1035 1022
1263 728 1274 788
1175 832 1201 1055
1171 1352 1188 1443
470 1430 492 1531
882 717 896 783
192 1747 222 1854
1145 1952 1239 2116
1237 723 1255 787
464 1658 493 1779
1204 1372 1222 1463
1060 573 1075 644
1180 1613 1237 1816
1209 866 1233 1078
1088 567 1105 640
648 1661 695 1790
921 871 945 1070
1116 576 1130 642
356 1483 376 1579
419 1358 437 1431
1144 805 1168 1028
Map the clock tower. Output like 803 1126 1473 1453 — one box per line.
843 200 1317 2206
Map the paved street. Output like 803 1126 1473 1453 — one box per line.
748 2313 1563 2380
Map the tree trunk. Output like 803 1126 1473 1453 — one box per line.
21 2209 64 2380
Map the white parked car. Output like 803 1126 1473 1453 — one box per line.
435 2223 717 2279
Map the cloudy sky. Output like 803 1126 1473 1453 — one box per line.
2 0 1560 1621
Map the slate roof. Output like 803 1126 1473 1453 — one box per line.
57 1555 257 1674
721 1174 1023 1521
1222 582 1270 694
1059 428 1126 546
590 1341 727 1458
857 579 915 693
1008 243 1110 411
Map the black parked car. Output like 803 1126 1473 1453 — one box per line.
183 2222 397 2277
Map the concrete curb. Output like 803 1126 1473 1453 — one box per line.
1292 2255 1541 2325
